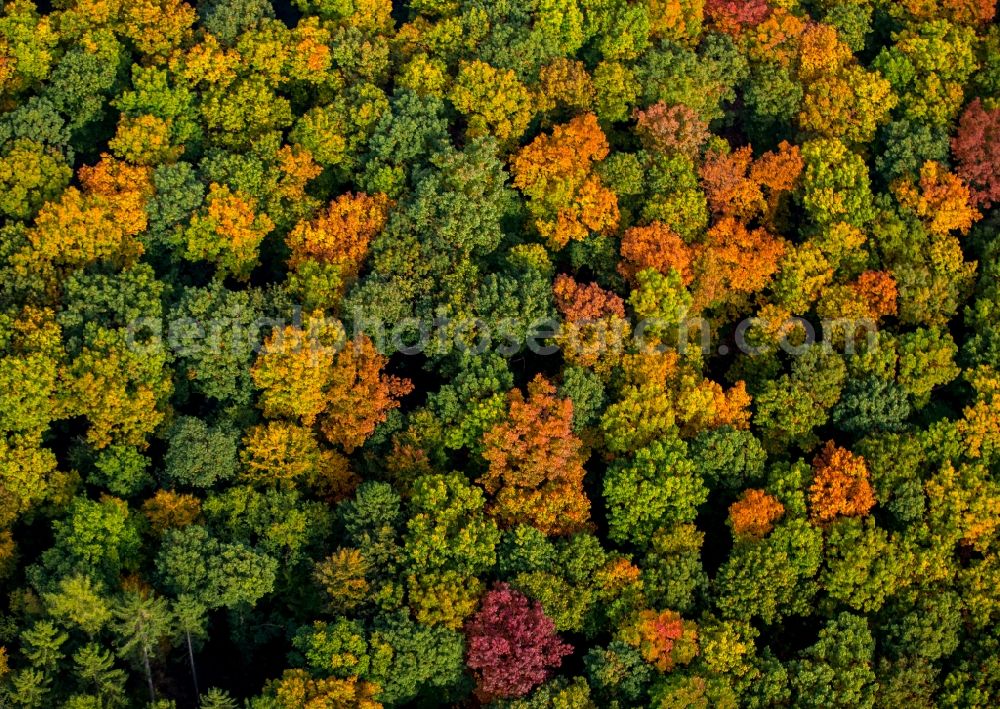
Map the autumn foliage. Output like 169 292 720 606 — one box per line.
951 98 1000 208
620 609 699 672
893 160 981 235
809 442 877 523
479 375 590 535
618 221 694 285
2 0 1000 705
464 583 572 700
252 325 412 453
729 489 785 539
286 192 392 277
634 101 710 157
553 274 626 321
511 113 619 248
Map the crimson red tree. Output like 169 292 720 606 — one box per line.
464 583 573 701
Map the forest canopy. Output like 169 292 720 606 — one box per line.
0 0 999 707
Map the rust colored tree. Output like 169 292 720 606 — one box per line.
634 102 710 158
694 217 786 307
951 99 1000 208
286 192 392 278
552 274 626 321
618 221 695 285
479 375 591 535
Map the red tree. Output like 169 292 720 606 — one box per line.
464 583 572 701
706 0 772 35
952 99 1000 208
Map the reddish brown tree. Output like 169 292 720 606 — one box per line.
634 102 710 158
552 274 626 322
706 0 772 35
951 99 1000 208
699 146 765 220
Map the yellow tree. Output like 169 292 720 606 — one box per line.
251 322 411 454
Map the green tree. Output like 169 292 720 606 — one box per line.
789 613 877 709
113 593 173 703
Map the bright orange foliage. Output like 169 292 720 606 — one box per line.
479 375 590 536
287 192 392 276
621 609 699 672
745 8 806 65
749 140 804 221
618 221 695 284
511 113 619 248
694 217 786 307
78 157 155 236
893 161 982 236
809 441 877 524
699 146 765 220
851 271 898 320
728 489 785 539
25 156 152 269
